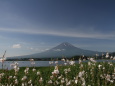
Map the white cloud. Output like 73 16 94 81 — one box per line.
12 44 21 48
53 49 65 51
0 27 115 40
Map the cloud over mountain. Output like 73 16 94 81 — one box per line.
12 44 21 48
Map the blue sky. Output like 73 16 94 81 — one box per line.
0 0 115 57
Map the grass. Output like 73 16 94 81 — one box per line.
0 59 115 86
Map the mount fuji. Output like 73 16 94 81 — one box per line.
9 42 102 59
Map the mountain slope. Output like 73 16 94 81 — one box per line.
10 42 103 59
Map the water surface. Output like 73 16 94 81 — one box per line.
0 60 115 70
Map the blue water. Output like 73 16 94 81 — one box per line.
0 60 115 70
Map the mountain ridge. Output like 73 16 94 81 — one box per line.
8 42 104 59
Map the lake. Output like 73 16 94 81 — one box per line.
0 60 115 70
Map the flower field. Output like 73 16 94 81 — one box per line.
0 58 115 86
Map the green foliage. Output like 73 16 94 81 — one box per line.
0 61 115 86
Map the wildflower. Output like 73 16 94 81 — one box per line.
98 64 102 69
88 62 91 66
49 61 53 65
55 61 58 64
82 81 86 86
75 80 78 84
30 84 33 86
110 56 113 59
37 71 40 75
69 60 75 65
52 69 59 75
50 75 54 79
39 77 43 83
64 62 67 65
89 58 96 63
9 76 12 79
110 80 114 83
29 59 34 61
10 62 19 75
22 76 27 81
96 54 99 57
29 59 35 66
58 75 62 79
55 80 59 85
106 74 111 81
32 68 36 72
67 68 71 72
65 78 68 83
64 69 68 74
79 59 82 64
13 76 17 79
22 83 24 86
80 64 83 68
78 71 85 78
61 58 65 62
52 66 59 75
106 52 109 58
103 67 105 70
28 80 32 84
0 58 6 63
61 78 65 84
15 79 18 84
24 67 29 74
66 80 71 86
48 80 53 84
31 62 35 65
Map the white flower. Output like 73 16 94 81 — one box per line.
58 75 62 79
106 52 109 58
28 80 32 84
61 58 65 62
78 71 85 78
22 76 27 81
88 62 91 66
79 59 82 64
13 76 17 79
48 80 52 84
22 83 24 86
82 81 86 86
49 61 53 64
61 78 65 84
106 74 111 81
29 59 34 61
64 62 67 65
75 80 78 84
9 76 12 79
24 67 29 74
96 54 99 57
15 79 18 84
37 71 40 75
52 69 59 75
39 77 43 83
55 80 59 85
98 64 102 69
89 58 96 63
66 80 71 86
50 75 54 79
32 68 36 72
67 68 71 72
69 61 75 65
55 61 58 64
